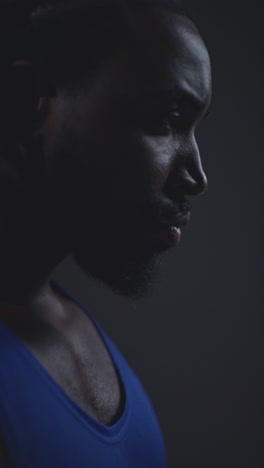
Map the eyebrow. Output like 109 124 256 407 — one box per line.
143 86 211 115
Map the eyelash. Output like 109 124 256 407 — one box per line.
164 111 182 129
151 110 184 135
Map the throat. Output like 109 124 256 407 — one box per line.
0 287 126 427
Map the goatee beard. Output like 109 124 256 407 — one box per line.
71 242 163 299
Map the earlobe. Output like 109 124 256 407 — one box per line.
12 60 32 68
7 61 39 140
1 60 55 142
37 97 50 119
12 60 56 97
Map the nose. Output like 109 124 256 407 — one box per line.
174 166 208 196
164 140 208 198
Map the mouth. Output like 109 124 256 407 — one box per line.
139 212 191 250
159 212 191 229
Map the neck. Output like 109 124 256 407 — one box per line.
0 232 69 309
0 142 72 309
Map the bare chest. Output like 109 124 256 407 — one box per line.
3 310 125 426
36 334 124 425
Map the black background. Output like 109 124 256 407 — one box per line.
54 1 264 466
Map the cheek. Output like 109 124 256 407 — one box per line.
76 129 174 209
50 106 172 226
77 126 154 201
106 132 173 203
132 134 175 192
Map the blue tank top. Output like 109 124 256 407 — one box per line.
0 278 167 467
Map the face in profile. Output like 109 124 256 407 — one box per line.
38 9 212 298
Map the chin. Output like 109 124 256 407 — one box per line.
70 235 163 299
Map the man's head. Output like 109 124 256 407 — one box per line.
0 0 212 301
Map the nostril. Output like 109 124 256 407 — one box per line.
186 166 208 196
197 172 208 195
164 165 208 198
189 178 208 196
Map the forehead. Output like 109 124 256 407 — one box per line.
113 9 212 105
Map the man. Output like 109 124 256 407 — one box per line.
0 0 212 466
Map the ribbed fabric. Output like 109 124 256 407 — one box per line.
0 278 167 467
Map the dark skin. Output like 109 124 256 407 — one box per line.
0 9 211 309
0 10 211 334
0 10 212 464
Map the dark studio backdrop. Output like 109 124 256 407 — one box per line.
53 1 264 467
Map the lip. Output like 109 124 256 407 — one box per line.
160 212 191 229
140 212 191 250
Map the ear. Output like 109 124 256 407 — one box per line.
0 60 57 142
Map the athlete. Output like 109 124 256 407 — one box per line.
0 1 212 466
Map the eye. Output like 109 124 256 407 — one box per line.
142 109 183 136
167 110 182 128
158 110 187 135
